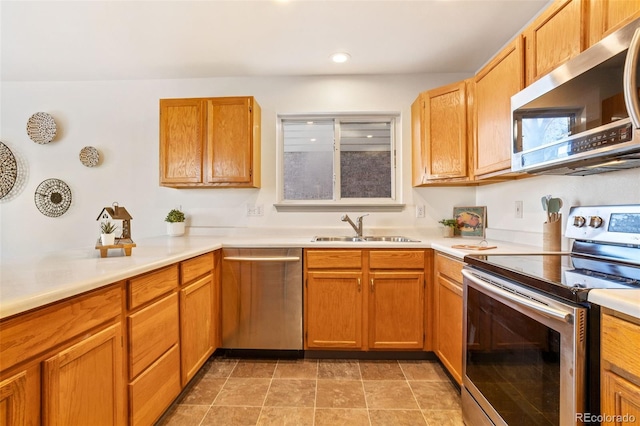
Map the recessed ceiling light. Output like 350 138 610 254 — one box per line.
331 52 351 63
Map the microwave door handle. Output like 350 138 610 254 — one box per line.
462 270 573 323
624 27 640 128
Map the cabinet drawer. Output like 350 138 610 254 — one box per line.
129 344 181 426
181 252 214 284
602 313 640 380
435 253 464 283
128 265 178 310
128 293 179 379
369 250 425 269
306 250 362 269
0 284 122 369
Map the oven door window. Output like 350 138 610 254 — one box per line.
466 286 561 425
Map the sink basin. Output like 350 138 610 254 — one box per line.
312 236 420 243
312 236 364 242
363 236 420 242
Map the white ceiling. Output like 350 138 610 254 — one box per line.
1 0 551 82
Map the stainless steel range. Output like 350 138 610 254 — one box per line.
462 204 640 426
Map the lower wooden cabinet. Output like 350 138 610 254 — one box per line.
304 249 427 351
306 270 364 349
44 323 124 426
434 252 463 384
601 310 640 425
0 284 125 426
179 252 218 385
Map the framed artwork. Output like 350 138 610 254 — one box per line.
453 206 487 237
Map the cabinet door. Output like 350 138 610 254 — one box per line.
424 81 468 180
206 97 254 185
601 370 640 426
434 275 463 384
368 272 424 349
43 323 124 426
180 273 216 386
411 94 427 186
305 271 363 349
524 0 585 85
589 0 640 47
0 371 29 425
159 98 206 185
474 37 524 177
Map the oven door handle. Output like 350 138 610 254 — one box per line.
462 270 573 323
223 256 301 262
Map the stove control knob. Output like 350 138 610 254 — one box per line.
572 216 586 227
589 216 603 228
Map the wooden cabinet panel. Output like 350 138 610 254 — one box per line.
306 250 362 269
435 275 463 384
0 371 27 425
180 274 216 386
602 313 640 380
524 0 585 85
368 272 424 349
369 250 425 270
207 97 257 185
433 253 464 384
305 271 364 349
128 293 179 379
589 0 640 47
411 94 427 186
43 323 124 426
474 37 524 177
159 98 206 185
129 345 181 426
181 252 213 283
424 81 468 180
601 370 640 426
159 96 261 188
0 284 121 368
128 264 178 310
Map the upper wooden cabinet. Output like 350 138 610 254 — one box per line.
411 79 476 186
588 0 640 47
523 0 586 86
159 96 261 188
474 37 525 178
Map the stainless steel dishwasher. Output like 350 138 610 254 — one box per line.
221 247 302 350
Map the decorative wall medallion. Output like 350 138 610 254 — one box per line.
0 141 18 199
79 146 100 167
34 178 72 217
26 112 57 144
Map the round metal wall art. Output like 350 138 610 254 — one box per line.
79 146 100 167
0 141 18 199
26 112 57 144
34 178 72 217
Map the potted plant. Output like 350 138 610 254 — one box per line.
438 219 458 238
100 221 117 246
165 208 186 237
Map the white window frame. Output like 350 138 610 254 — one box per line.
275 112 404 212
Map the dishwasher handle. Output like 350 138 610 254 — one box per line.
223 256 301 262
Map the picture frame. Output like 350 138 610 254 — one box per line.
453 206 487 238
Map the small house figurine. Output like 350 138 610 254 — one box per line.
96 202 136 257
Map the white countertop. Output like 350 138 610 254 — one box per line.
1 233 637 320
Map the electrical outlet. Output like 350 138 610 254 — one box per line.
247 204 264 217
415 204 425 218
515 200 523 219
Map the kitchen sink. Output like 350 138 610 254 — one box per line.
312 236 420 242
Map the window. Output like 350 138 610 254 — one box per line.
277 114 400 209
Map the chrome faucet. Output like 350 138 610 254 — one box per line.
341 213 368 237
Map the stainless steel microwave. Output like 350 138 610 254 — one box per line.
511 17 640 176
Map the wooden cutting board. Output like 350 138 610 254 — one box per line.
451 244 497 250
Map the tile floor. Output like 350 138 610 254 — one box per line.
156 357 463 426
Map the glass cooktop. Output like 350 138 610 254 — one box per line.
464 253 640 303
